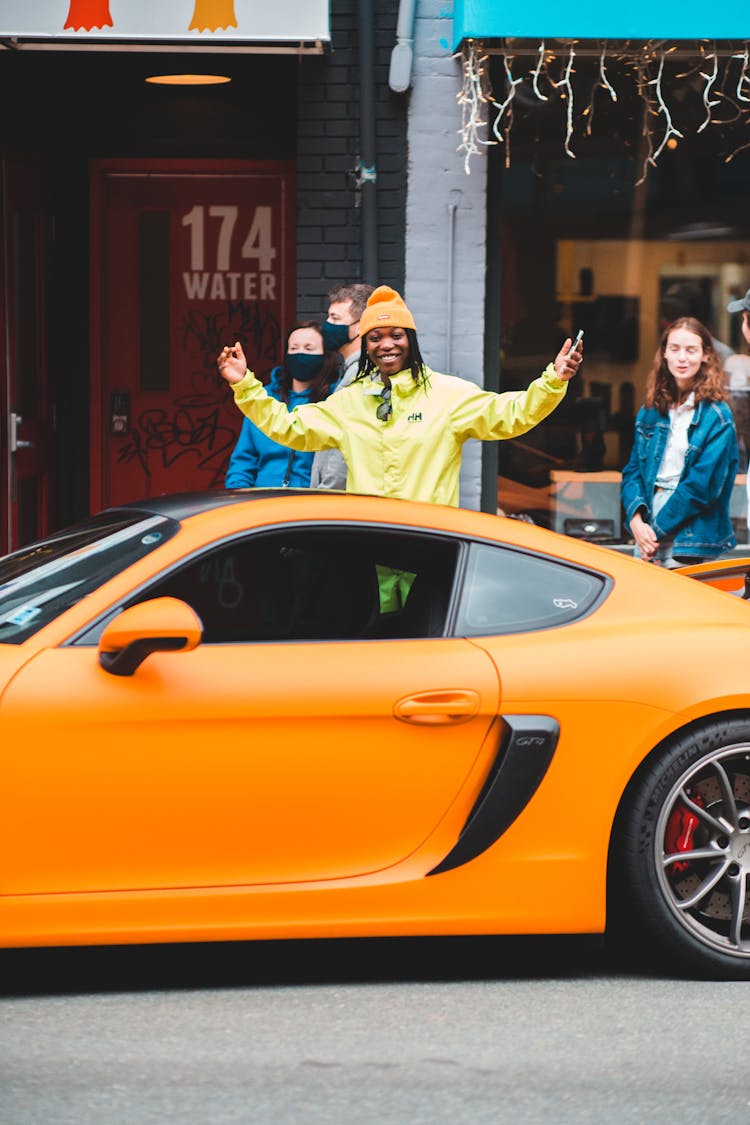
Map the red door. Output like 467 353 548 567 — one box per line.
0 159 55 553
90 159 295 510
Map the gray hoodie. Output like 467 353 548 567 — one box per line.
309 352 361 489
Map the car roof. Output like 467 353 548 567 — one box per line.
109 488 337 522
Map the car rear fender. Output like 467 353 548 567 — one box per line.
676 557 750 599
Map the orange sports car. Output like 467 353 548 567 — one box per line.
2 489 750 978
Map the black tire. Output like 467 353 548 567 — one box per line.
610 716 750 979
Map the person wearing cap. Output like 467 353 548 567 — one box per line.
724 288 750 391
217 285 582 507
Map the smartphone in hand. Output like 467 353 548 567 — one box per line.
568 329 584 356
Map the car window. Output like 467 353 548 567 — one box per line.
454 541 607 636
0 513 179 644
78 526 461 645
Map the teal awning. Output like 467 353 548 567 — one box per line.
452 0 750 50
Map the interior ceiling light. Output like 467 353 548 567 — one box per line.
145 74 231 86
667 221 734 241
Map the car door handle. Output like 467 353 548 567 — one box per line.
394 690 481 724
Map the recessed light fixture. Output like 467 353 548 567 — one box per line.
145 74 231 86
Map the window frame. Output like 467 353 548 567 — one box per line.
453 539 612 638
69 520 468 647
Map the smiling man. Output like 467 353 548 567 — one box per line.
217 286 582 507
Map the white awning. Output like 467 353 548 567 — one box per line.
0 0 329 53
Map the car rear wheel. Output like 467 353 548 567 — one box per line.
612 718 750 979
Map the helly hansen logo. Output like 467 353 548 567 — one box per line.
408 412 423 423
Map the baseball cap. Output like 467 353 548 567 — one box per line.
727 288 750 314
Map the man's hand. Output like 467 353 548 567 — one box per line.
554 338 584 382
217 341 248 385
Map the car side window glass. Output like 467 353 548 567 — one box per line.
455 541 606 636
76 527 460 645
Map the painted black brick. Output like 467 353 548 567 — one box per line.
296 0 407 319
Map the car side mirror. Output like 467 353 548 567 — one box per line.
98 597 203 677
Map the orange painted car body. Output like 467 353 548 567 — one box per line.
1 490 749 949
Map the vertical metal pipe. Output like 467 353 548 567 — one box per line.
358 0 378 282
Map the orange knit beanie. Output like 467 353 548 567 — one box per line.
359 285 417 337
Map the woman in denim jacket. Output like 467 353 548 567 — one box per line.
621 317 739 566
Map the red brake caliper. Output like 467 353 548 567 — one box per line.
665 792 704 873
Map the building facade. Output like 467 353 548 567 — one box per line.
0 1 408 550
1 2 749 551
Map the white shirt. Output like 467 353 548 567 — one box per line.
656 392 695 489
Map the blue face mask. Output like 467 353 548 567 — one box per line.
321 320 352 352
285 352 325 383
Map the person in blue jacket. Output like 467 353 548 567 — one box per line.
224 322 341 488
621 317 738 566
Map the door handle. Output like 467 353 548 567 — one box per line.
394 690 481 725
10 414 34 452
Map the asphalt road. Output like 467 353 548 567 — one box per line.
2 935 749 1124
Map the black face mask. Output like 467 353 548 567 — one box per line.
321 320 352 352
285 352 325 383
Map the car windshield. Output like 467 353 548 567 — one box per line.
0 511 179 644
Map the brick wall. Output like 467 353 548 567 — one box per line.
296 0 407 319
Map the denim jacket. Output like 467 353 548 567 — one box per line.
621 399 738 559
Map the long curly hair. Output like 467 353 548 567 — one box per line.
645 317 729 414
276 322 341 404
353 327 429 386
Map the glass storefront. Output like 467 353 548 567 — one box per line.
489 45 750 550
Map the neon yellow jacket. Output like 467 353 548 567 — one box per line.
232 364 567 506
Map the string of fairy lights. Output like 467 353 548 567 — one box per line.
458 39 750 182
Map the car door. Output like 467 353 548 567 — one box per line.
1 530 500 896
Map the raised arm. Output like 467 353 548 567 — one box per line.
217 341 341 454
217 341 248 384
554 336 584 382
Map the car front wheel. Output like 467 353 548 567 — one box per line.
613 717 750 979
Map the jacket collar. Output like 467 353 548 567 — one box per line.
364 367 430 396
